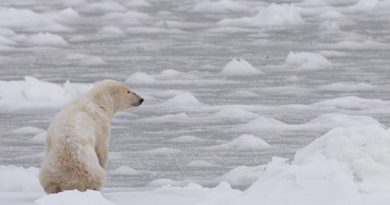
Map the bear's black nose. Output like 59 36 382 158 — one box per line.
139 98 144 105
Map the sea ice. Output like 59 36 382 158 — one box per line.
25 33 68 47
218 3 304 27
110 166 144 176
285 52 332 70
208 134 271 150
216 165 266 187
220 58 262 76
35 190 114 205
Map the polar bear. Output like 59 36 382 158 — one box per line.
39 80 143 194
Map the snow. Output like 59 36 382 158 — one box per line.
159 92 202 108
25 33 68 47
210 107 258 120
4 125 390 204
0 7 71 32
285 52 332 70
30 131 47 144
110 166 144 176
191 0 251 13
234 113 381 132
218 4 304 27
0 166 42 193
11 126 44 135
126 70 198 84
126 72 156 84
0 76 92 112
209 135 271 150
2 0 390 205
220 58 262 76
216 165 266 187
35 190 114 205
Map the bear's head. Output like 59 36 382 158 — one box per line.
92 80 144 114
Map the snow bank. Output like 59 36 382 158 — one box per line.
0 76 92 112
210 107 258 120
216 165 266 187
218 4 304 27
220 58 262 76
25 32 68 47
159 92 202 108
110 166 143 176
0 166 42 192
65 53 106 66
11 126 44 135
126 72 156 84
0 7 71 32
285 52 332 70
242 124 390 205
235 113 381 133
30 131 47 144
191 0 251 13
35 190 114 205
209 135 271 150
126 70 198 84
235 117 290 132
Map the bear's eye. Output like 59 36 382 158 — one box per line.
127 90 131 94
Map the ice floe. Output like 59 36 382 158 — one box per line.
218 4 304 27
216 165 266 187
208 135 271 150
24 32 68 47
0 76 92 112
110 166 144 176
35 190 113 205
285 52 332 70
220 58 262 76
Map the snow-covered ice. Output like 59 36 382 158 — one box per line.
218 4 304 27
285 52 332 70
220 58 262 76
2 0 390 204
